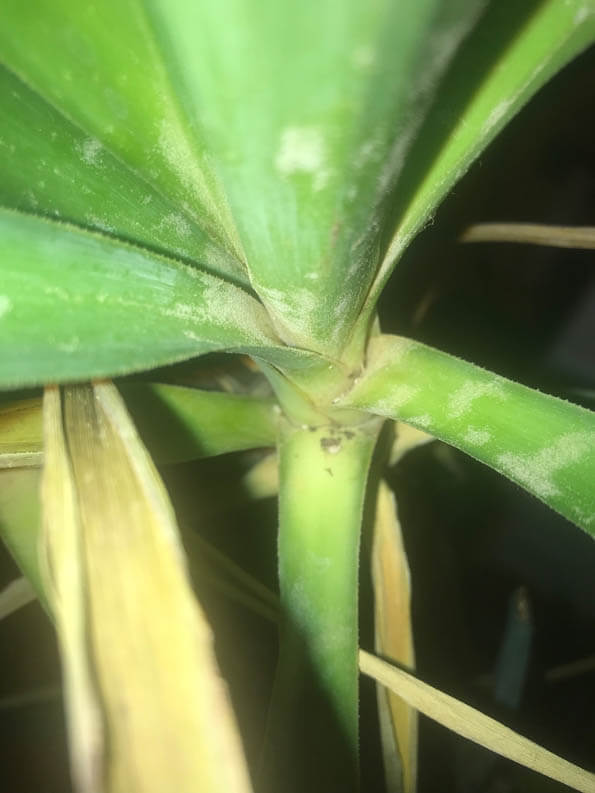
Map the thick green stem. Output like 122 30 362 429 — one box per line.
260 417 381 793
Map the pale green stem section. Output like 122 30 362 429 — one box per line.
260 418 380 793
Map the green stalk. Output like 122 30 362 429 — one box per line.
259 417 381 793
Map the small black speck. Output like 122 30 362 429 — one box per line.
325 467 333 477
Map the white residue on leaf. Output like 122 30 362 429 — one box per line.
86 214 116 234
572 505 594 528
497 431 595 499
352 44 376 70
275 126 329 191
447 380 506 419
159 212 192 238
410 414 432 428
372 386 419 416
0 296 12 318
463 426 492 446
77 137 103 166
159 120 207 199
257 285 319 345
167 277 274 346
575 4 593 25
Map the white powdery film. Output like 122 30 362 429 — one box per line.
447 380 507 419
77 137 104 166
463 426 492 446
275 126 329 191
497 431 595 499
0 296 13 318
372 386 420 416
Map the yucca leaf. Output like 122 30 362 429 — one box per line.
0 0 244 263
339 335 595 534
0 385 278 465
0 209 316 388
0 396 43 468
461 222 595 249
140 0 484 354
363 0 595 315
359 649 595 793
0 66 247 285
42 382 253 793
120 382 278 462
372 481 417 793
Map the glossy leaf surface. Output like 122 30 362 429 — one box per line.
340 335 595 534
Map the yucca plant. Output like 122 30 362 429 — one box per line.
1 1 594 792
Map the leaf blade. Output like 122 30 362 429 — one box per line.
359 649 595 793
42 382 254 793
340 335 595 534
364 0 595 315
0 208 312 387
0 65 247 285
0 0 244 262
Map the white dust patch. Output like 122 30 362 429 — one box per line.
463 426 492 446
159 212 192 238
257 285 319 345
371 386 420 417
167 278 274 346
352 44 376 69
410 414 432 428
77 137 103 166
575 4 593 25
0 296 12 318
447 380 506 419
275 126 329 191
497 431 594 499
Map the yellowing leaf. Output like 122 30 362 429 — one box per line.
0 397 43 468
41 382 253 793
372 481 417 793
359 650 595 793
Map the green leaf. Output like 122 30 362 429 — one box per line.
363 0 595 315
0 208 315 388
141 0 485 355
119 383 278 463
0 385 278 465
339 335 595 535
0 65 247 285
0 0 244 263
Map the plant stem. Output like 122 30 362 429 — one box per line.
259 417 381 793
